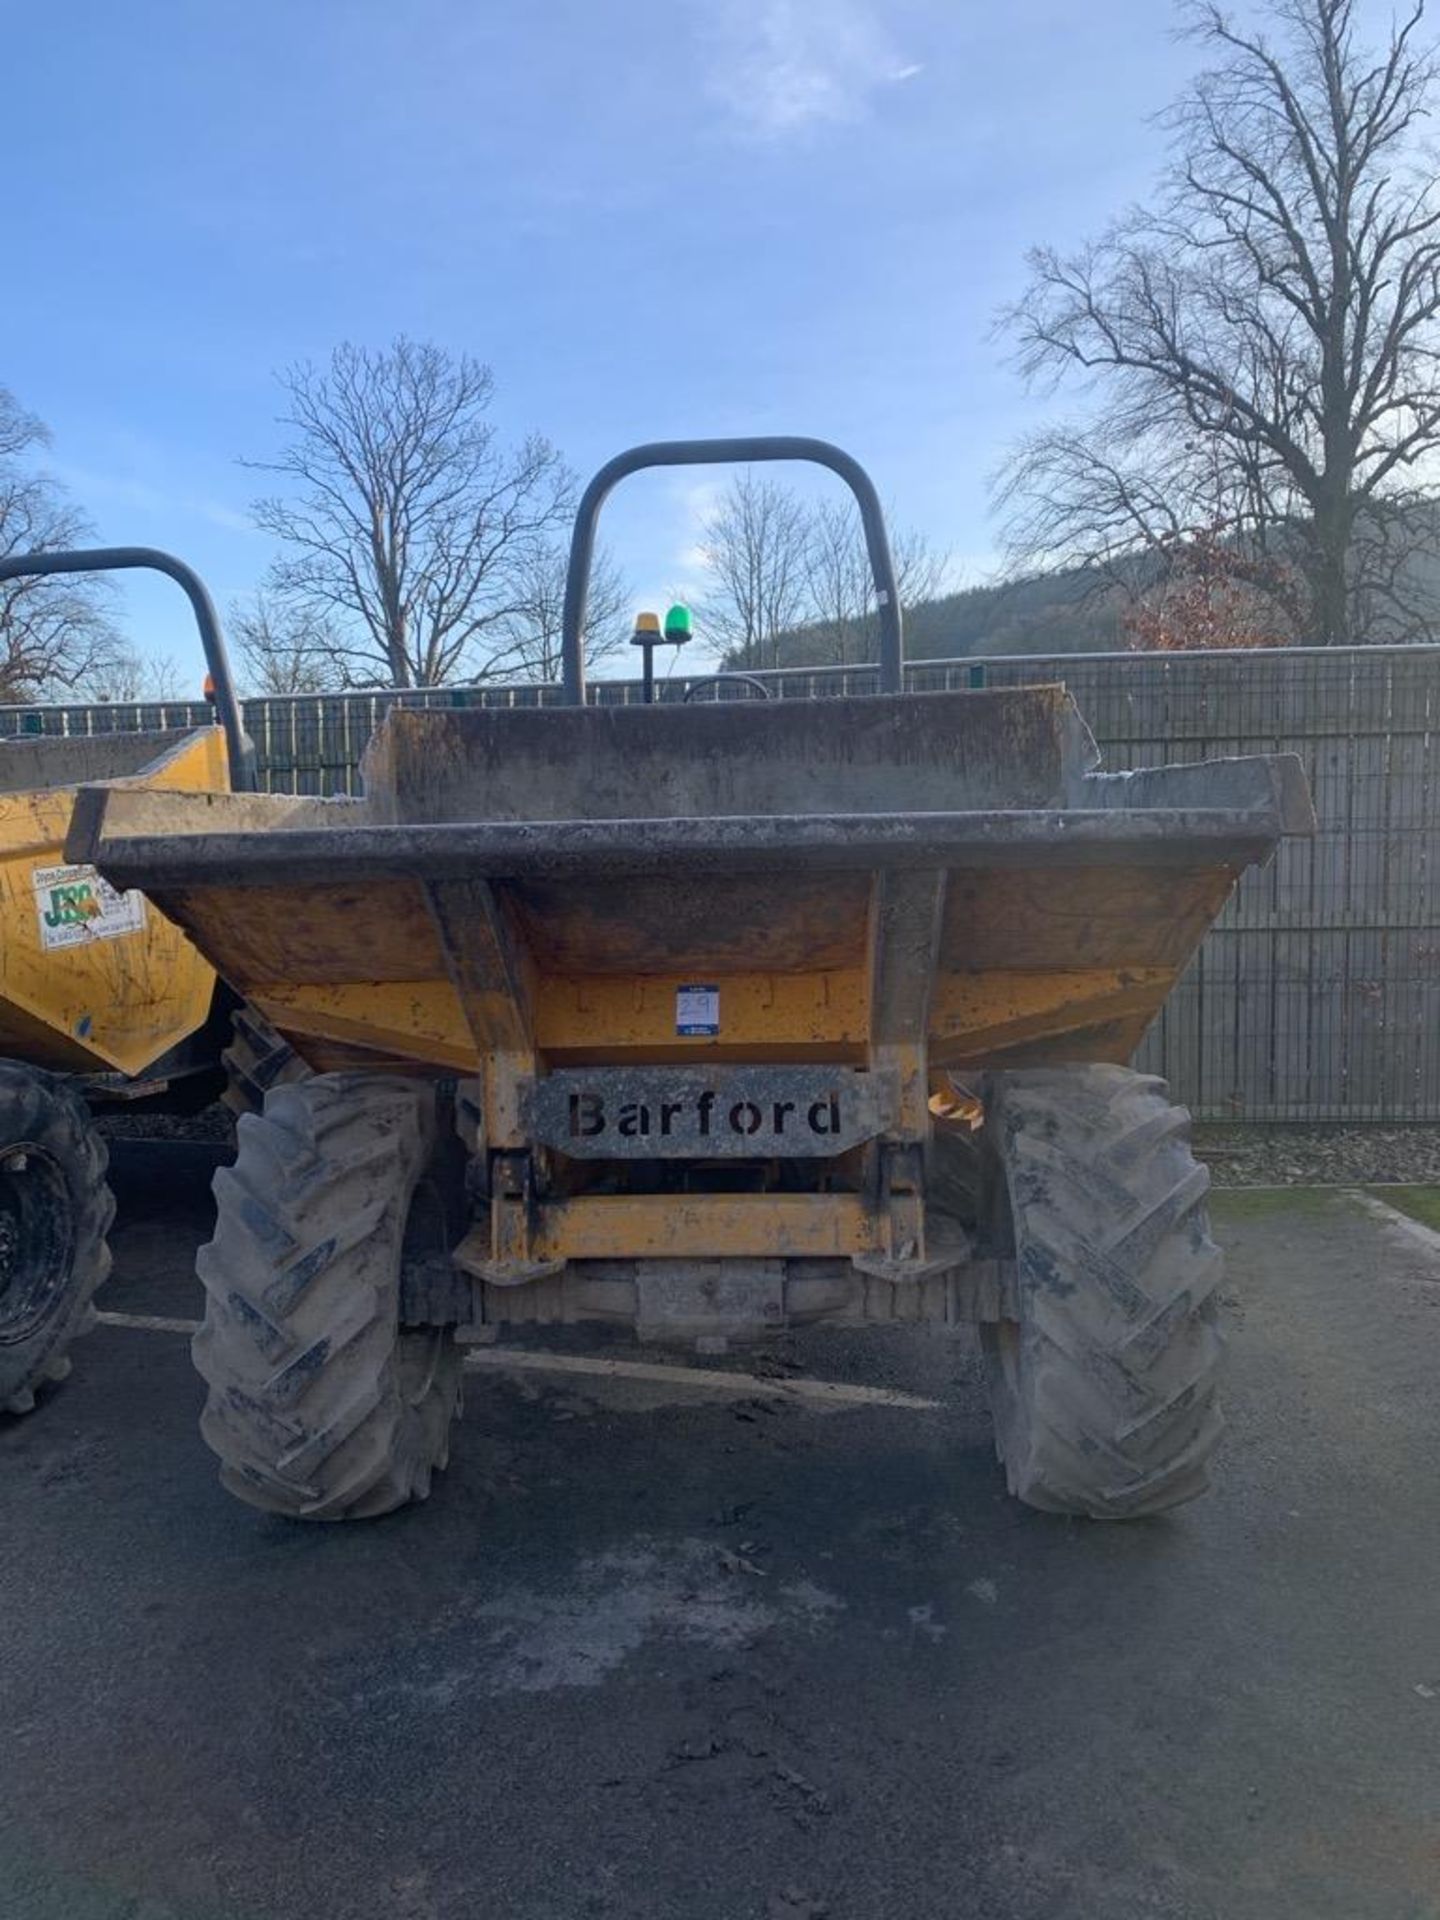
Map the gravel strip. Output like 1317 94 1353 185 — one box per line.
95 1102 234 1143
1195 1124 1440 1188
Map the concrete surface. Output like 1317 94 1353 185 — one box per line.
2 1149 1439 1920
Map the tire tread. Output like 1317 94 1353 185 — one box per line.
981 1063 1223 1520
0 1062 113 1415
194 1073 460 1520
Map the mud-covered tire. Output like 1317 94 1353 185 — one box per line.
221 1004 308 1118
194 1073 462 1520
0 1063 113 1416
981 1064 1223 1520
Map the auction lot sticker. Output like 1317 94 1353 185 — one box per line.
676 984 720 1036
33 864 147 951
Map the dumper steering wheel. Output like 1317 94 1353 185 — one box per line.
681 673 773 703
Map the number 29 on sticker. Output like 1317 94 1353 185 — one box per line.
675 984 720 1036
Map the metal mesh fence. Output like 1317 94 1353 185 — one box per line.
3 646 1435 1122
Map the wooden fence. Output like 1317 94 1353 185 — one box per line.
4 644 1436 1122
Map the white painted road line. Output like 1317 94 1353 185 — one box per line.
92 1310 939 1410
96 1310 201 1335
460 1347 940 1409
1345 1190 1440 1262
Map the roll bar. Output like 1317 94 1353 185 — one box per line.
0 547 256 791
560 437 903 706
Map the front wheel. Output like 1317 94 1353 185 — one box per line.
0 1063 113 1415
194 1073 462 1520
980 1064 1224 1519
220 1003 308 1117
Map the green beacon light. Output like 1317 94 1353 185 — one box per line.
630 606 692 704
663 603 693 646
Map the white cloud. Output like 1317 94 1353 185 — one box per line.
49 461 256 539
197 499 255 535
700 0 921 138
673 477 723 573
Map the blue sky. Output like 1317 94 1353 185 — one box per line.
7 0 1275 683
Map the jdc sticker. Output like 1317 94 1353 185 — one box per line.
33 864 146 951
676 984 720 1036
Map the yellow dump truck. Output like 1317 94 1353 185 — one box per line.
0 548 291 1415
67 443 1315 1522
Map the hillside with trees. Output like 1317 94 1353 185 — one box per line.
736 510 1440 671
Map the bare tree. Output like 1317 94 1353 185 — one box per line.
804 497 874 664
804 499 949 663
0 388 120 700
1001 0 1440 645
230 590 341 695
246 339 574 687
486 540 631 682
698 472 812 668
892 523 949 616
82 648 184 703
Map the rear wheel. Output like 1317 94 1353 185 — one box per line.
0 1063 113 1415
980 1064 1224 1519
194 1073 462 1520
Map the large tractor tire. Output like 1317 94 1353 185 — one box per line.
981 1064 1223 1520
221 1004 309 1118
194 1074 462 1520
0 1063 113 1416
